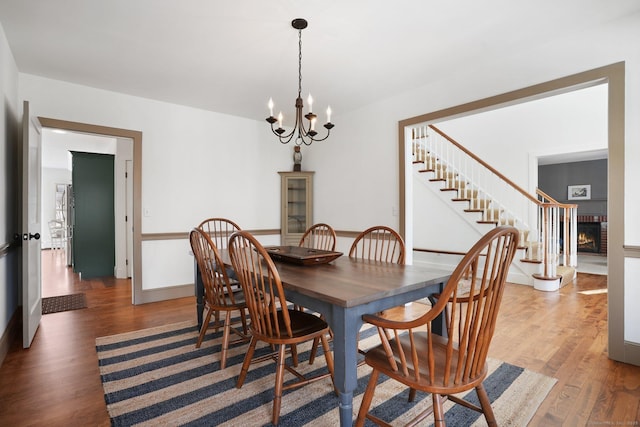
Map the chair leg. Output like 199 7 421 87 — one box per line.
308 337 320 365
196 307 213 348
408 388 417 402
213 310 221 332
476 383 497 426
309 315 332 365
239 308 248 335
236 336 257 389
432 393 445 427
219 311 232 369
320 334 336 393
290 343 299 367
355 369 379 427
272 344 287 426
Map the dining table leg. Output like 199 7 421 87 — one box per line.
326 305 362 427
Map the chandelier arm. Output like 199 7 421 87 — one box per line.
269 123 296 144
309 129 332 143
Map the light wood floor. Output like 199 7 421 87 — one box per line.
0 250 638 426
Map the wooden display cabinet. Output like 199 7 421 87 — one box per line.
279 171 314 246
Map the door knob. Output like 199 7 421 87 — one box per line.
22 233 41 240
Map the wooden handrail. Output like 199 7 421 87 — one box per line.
536 188 578 210
429 125 540 205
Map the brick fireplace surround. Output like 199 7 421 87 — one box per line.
577 215 607 255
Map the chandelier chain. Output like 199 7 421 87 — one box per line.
298 29 302 99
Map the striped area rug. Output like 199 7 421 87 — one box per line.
96 320 556 426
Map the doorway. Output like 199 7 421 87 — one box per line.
410 83 608 273
398 62 628 364
37 117 143 304
41 130 131 287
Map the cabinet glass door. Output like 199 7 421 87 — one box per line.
286 177 308 234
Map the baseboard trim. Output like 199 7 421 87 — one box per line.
0 308 21 368
623 341 640 367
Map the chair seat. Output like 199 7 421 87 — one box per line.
364 332 488 395
251 309 330 343
216 288 245 308
286 309 330 336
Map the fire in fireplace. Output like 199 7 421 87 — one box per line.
577 222 601 253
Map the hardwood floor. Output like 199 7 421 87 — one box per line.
0 250 638 426
0 250 195 426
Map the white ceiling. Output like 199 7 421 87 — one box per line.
2 0 639 123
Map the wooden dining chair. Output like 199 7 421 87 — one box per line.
197 217 242 326
298 223 337 363
346 225 406 357
299 222 337 251
228 230 335 426
349 225 405 264
355 226 519 427
189 228 249 369
197 217 241 250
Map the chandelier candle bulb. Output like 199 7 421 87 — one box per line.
268 98 274 117
308 94 313 112
326 106 332 123
278 112 283 128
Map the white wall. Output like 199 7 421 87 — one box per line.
19 74 294 290
0 23 20 338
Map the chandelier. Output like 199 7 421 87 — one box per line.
266 18 334 145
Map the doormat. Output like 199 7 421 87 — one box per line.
42 293 87 314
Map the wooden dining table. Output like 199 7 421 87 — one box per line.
195 251 452 427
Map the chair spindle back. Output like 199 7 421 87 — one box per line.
189 228 239 308
299 223 337 251
349 225 405 264
198 217 241 250
228 230 293 339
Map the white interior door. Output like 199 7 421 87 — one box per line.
21 101 42 348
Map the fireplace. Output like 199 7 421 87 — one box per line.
577 222 601 253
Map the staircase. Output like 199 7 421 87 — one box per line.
411 125 578 289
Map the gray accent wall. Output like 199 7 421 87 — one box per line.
538 159 607 216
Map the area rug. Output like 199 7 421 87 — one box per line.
42 293 87 314
96 320 556 426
